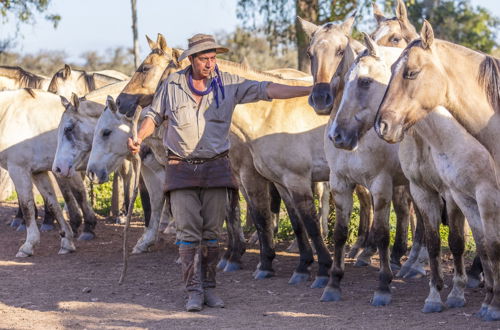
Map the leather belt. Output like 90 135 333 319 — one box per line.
167 150 229 165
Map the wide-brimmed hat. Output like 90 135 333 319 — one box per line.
178 33 229 62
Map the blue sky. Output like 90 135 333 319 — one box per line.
2 0 499 64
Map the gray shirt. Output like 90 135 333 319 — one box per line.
145 66 272 159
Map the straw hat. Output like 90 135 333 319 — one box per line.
178 33 229 62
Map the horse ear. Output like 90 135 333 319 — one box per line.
60 95 70 109
63 64 71 79
363 32 380 58
157 33 169 53
344 41 357 65
297 16 319 38
340 11 357 35
420 20 434 49
172 48 182 64
146 35 156 50
372 3 386 24
71 93 80 110
106 95 117 113
396 0 408 21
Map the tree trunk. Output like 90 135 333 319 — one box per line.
130 0 140 69
295 0 319 73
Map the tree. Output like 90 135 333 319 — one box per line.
0 0 60 52
237 0 360 71
383 0 499 53
130 0 140 69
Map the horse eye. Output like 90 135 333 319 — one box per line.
64 126 73 133
141 65 151 73
404 70 420 80
390 37 401 44
336 49 344 57
102 129 112 137
358 77 372 88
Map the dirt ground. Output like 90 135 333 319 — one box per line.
0 201 498 330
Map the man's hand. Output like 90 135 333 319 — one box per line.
127 137 142 154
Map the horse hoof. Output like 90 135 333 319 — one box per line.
422 301 444 313
16 243 34 257
40 224 55 232
16 224 27 232
217 258 228 270
223 261 241 272
347 247 360 259
446 296 465 308
253 270 274 280
77 232 95 241
115 216 127 225
396 265 411 278
320 287 341 302
466 276 483 288
403 268 426 279
483 308 500 322
10 218 22 228
288 271 309 285
59 238 76 255
311 276 329 289
354 259 370 267
390 262 401 272
371 291 392 306
475 305 489 319
15 251 30 258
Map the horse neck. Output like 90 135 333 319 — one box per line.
435 40 500 166
91 73 121 89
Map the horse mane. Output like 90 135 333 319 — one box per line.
216 58 309 85
23 88 36 98
478 55 500 112
0 65 46 88
84 72 96 91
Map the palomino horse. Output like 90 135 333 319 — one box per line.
48 64 124 100
375 21 500 320
300 14 415 270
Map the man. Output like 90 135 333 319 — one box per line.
128 33 311 312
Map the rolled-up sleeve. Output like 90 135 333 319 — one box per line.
145 80 169 126
223 72 272 104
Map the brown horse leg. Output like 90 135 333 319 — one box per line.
54 176 83 235
275 187 317 286
221 188 246 272
410 184 445 313
321 180 355 301
65 174 98 241
347 185 372 259
370 180 394 306
444 196 467 308
390 185 411 270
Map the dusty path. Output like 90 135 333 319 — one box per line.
0 201 496 329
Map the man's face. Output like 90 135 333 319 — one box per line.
190 51 217 79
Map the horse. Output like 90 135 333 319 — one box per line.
374 20 500 321
47 64 124 100
299 14 417 271
53 87 172 254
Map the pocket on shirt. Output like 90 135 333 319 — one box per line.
171 105 194 128
205 103 230 123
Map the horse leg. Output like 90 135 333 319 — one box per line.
397 204 428 279
32 172 75 255
410 184 445 313
444 196 467 308
275 186 315 285
219 187 247 269
54 176 82 236
222 188 246 272
347 185 372 260
139 174 152 228
466 255 483 288
67 173 98 241
39 197 57 231
370 180 394 307
131 163 164 254
9 167 40 257
10 201 25 228
321 180 354 301
390 185 411 270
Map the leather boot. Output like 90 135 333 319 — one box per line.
179 245 204 312
202 244 225 308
